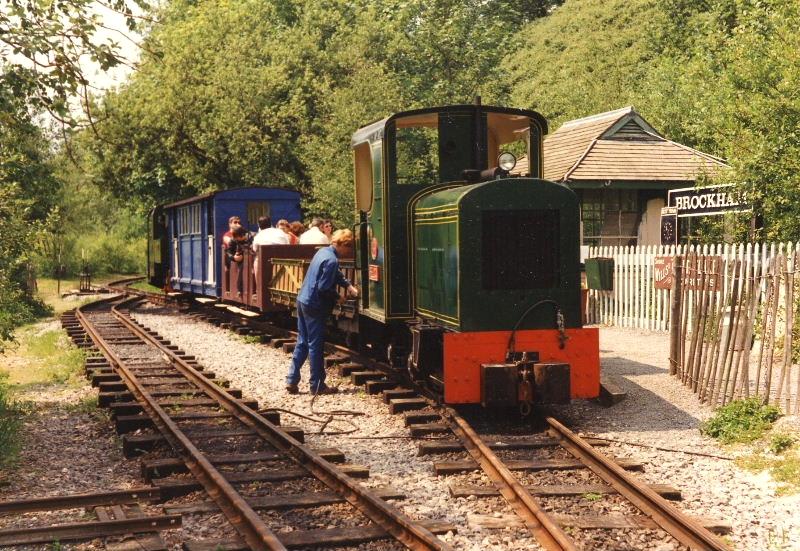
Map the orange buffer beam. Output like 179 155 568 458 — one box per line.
443 328 600 404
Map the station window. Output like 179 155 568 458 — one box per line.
581 189 639 246
178 204 201 236
482 209 559 290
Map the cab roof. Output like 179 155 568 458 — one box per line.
350 104 548 147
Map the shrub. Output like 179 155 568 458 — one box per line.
0 372 23 467
701 398 781 444
770 434 796 455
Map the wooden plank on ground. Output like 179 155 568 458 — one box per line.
0 488 161 514
433 457 643 475
599 377 627 407
165 486 406 515
467 513 729 534
449 483 681 500
418 436 608 456
183 520 456 550
153 464 369 497
0 515 181 546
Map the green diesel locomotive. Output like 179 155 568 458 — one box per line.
350 103 599 408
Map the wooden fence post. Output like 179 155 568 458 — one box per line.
669 256 684 376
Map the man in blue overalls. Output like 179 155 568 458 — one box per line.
286 229 359 395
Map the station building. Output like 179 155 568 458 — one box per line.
515 107 729 247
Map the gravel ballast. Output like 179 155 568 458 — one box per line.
134 305 800 550
134 305 542 551
552 327 800 551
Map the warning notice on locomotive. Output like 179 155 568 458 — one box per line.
668 184 751 217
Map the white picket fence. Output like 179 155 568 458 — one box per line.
586 242 799 331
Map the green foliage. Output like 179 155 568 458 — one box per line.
0 0 149 127
504 0 800 240
83 0 560 224
0 184 51 347
701 398 780 444
240 335 264 345
502 0 658 128
0 372 24 468
769 434 796 455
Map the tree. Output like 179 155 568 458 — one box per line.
0 0 149 128
85 0 560 222
1 0 148 343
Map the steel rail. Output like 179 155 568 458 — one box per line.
439 407 577 551
181 297 731 550
75 301 288 551
546 417 731 550
113 297 453 551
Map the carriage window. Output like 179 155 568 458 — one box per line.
247 201 270 226
395 113 439 186
481 209 559 289
178 205 201 236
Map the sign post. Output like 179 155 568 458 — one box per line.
660 207 678 246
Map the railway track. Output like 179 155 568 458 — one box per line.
0 293 455 550
131 290 733 551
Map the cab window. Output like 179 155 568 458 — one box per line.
394 113 439 186
487 113 537 176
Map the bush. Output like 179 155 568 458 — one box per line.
770 434 796 455
0 372 24 467
701 398 781 444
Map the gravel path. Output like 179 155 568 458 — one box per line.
134 305 800 550
134 305 542 551
551 326 800 551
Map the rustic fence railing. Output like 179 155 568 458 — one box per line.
587 242 800 412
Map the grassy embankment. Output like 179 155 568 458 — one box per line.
702 398 799 495
0 274 138 467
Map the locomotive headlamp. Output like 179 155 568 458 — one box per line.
498 152 517 172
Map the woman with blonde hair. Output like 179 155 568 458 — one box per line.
285 229 359 395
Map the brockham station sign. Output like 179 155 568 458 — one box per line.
667 184 751 218
660 184 752 245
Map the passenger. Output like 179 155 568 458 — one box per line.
277 219 298 244
289 221 305 242
298 217 330 245
225 226 250 266
252 216 288 288
252 216 289 248
221 216 242 247
224 226 251 295
286 229 359 395
322 219 333 241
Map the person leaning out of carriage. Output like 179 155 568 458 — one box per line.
224 225 251 266
286 229 358 395
221 215 242 247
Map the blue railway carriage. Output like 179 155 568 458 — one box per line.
159 187 302 297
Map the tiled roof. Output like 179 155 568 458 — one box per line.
536 107 728 183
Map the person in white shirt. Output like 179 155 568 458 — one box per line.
252 216 289 250
252 216 289 288
298 217 330 245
